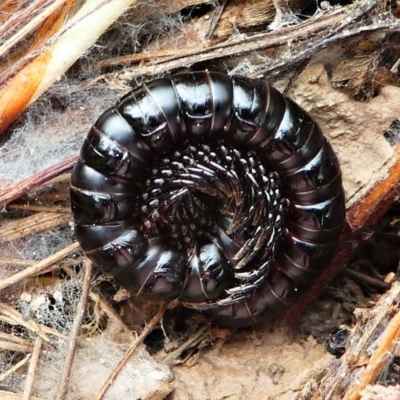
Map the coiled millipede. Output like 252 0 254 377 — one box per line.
70 71 345 327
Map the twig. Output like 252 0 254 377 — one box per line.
92 301 169 400
0 331 32 345
0 154 77 208
0 312 66 341
0 303 52 343
0 212 71 243
205 0 228 39
0 390 44 400
343 267 391 290
345 312 400 398
253 21 399 79
0 302 68 342
0 0 67 58
0 338 33 353
22 337 43 400
104 0 388 80
6 204 72 213
0 355 31 384
162 325 209 366
312 282 400 399
56 259 93 400
0 259 36 266
89 291 134 339
0 241 80 291
99 4 346 73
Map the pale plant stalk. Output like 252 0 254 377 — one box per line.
0 0 137 133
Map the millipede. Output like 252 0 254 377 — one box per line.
70 70 346 327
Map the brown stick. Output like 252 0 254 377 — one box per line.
0 154 77 208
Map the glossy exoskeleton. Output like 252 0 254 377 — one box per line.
325 326 350 357
70 71 346 327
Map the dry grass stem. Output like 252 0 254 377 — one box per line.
0 338 33 353
104 1 385 79
0 356 31 384
0 331 32 345
22 337 43 400
0 302 66 342
0 0 67 58
0 241 80 292
0 259 36 267
162 325 209 366
6 204 72 214
56 260 93 400
344 289 400 399
0 390 43 400
89 292 134 339
0 212 71 243
92 301 169 400
0 0 137 134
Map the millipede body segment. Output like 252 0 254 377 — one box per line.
70 71 345 327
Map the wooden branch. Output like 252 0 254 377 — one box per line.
99 0 397 80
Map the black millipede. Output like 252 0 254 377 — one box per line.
70 70 346 327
